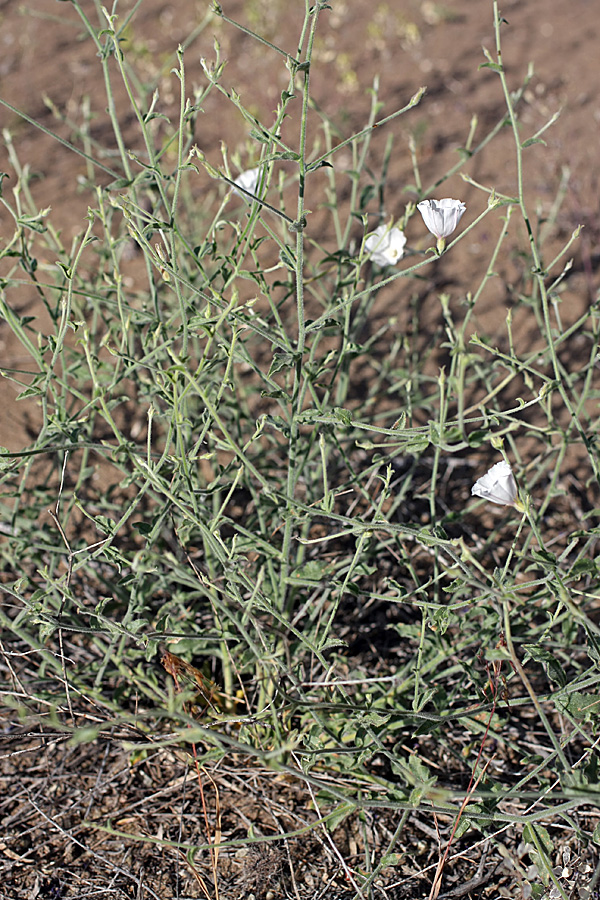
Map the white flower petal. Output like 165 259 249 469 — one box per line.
233 166 262 197
365 225 407 267
417 198 466 239
471 461 518 506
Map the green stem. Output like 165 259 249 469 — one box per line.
280 1 324 605
502 597 570 771
492 1 598 484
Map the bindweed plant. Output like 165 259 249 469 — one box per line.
1 1 600 896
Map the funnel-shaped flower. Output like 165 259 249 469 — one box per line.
365 224 407 267
233 166 262 197
417 198 466 240
471 461 518 507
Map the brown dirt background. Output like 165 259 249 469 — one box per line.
1 0 600 897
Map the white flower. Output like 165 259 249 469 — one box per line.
471 461 518 507
233 166 262 197
417 198 466 239
365 225 407 267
